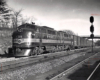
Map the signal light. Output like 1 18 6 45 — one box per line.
90 16 94 38
90 16 94 23
90 34 94 38
90 25 94 33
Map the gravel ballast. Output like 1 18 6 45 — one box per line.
0 53 84 80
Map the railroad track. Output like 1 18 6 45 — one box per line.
0 48 89 73
0 48 86 59
49 52 99 80
87 62 100 80
0 47 99 80
0 47 89 63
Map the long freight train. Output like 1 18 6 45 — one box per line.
8 23 93 57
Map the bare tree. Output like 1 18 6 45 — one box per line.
20 16 30 24
21 16 38 25
63 30 75 35
11 9 23 28
29 16 37 23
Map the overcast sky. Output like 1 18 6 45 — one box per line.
7 0 100 36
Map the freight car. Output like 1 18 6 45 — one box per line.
8 23 93 57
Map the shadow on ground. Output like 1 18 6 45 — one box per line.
67 60 100 80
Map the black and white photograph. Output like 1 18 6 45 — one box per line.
0 0 100 80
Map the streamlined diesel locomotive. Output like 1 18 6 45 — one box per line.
8 23 92 57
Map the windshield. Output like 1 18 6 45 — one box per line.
12 30 35 39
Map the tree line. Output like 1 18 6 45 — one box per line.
0 0 76 36
0 0 37 29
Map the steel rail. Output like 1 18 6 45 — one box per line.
87 63 100 80
49 52 99 80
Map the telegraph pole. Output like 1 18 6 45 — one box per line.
90 16 94 53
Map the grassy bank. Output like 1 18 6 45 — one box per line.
0 28 14 54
